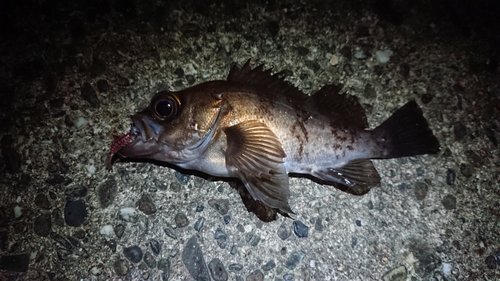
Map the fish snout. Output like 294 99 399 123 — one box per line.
130 114 163 142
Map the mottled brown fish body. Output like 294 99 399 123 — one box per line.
107 60 439 214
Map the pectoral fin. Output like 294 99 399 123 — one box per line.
224 120 293 214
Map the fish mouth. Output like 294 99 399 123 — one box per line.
105 114 162 170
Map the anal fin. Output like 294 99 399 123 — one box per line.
312 159 381 195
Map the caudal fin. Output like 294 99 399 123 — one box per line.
372 101 440 159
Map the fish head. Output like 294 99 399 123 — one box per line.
106 86 224 168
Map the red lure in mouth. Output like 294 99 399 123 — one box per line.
105 132 136 170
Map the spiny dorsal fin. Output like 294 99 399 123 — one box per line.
227 60 308 104
308 84 368 129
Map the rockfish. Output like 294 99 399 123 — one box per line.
106 60 439 214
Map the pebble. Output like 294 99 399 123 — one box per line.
442 195 457 210
73 229 86 240
2 148 21 173
293 220 309 238
364 83 377 99
64 200 87 227
329 54 339 66
223 214 231 224
285 251 305 270
416 167 424 177
464 150 483 167
246 269 264 281
150 239 162 255
442 262 452 275
80 82 100 108
453 122 467 141
50 232 74 250
230 245 238 255
277 221 291 240
245 232 260 246
174 67 184 78
182 236 210 280
96 79 109 92
120 207 137 222
143 251 156 268
283 274 294 281
137 194 157 215
485 255 497 269
123 245 143 263
98 179 117 208
351 236 357 248
421 93 433 104
196 205 204 212
208 199 230 215
169 182 181 192
460 163 474 178
314 218 324 232
174 171 191 185
414 182 428 200
164 227 177 239
228 263 243 271
375 50 393 64
484 127 498 146
194 217 205 232
0 254 30 272
34 214 52 237
158 258 171 281
35 193 50 210
262 259 276 271
186 75 196 85
355 220 361 227
114 224 125 238
446 169 456 185
340 46 352 60
208 258 228 281
214 228 228 249
175 213 189 228
113 259 128 276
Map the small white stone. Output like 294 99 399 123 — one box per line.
442 262 452 275
86 165 96 175
330 55 339 66
100 225 114 235
91 266 101 275
120 207 137 221
75 117 88 129
14 206 22 218
375 50 393 64
310 260 316 268
244 224 253 233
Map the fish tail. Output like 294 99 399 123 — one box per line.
371 101 440 159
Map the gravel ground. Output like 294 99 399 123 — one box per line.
1 1 499 280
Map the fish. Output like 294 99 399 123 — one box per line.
106 60 440 215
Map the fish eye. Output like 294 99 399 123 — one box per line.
154 94 180 119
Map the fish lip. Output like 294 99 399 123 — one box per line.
129 114 162 142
